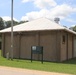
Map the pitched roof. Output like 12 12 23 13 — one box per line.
0 18 76 35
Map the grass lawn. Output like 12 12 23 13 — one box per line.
0 51 76 74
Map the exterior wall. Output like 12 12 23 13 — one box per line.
73 37 76 57
1 34 5 57
20 33 36 59
1 33 19 58
19 31 61 61
1 31 61 61
60 31 74 61
1 30 75 62
39 31 61 61
60 31 67 61
4 33 11 57
13 34 20 58
68 34 73 59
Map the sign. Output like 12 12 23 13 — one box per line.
31 46 43 64
32 46 43 54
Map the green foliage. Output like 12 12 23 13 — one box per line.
18 21 28 24
0 50 76 74
0 16 29 29
5 20 29 28
5 20 19 28
63 26 67 28
73 26 76 32
0 17 5 30
69 25 76 32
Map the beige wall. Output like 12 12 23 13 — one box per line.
2 31 61 61
60 31 67 61
60 31 73 61
19 31 61 61
2 33 20 58
13 34 20 58
73 37 76 57
39 31 61 61
20 33 36 59
4 33 11 57
1 34 5 57
1 30 75 62
68 34 73 59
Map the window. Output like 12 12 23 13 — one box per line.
62 35 65 43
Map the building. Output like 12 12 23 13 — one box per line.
0 18 76 62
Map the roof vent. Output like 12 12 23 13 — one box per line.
54 17 60 24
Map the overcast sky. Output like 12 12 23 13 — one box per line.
0 0 76 27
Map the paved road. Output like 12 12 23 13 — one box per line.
0 66 72 75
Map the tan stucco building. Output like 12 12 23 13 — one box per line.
0 18 76 62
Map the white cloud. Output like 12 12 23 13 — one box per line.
2 16 19 22
22 0 56 9
33 0 56 9
22 0 31 3
21 16 29 21
21 9 51 21
71 24 76 27
49 4 76 19
21 4 76 21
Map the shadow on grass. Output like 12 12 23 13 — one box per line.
42 58 76 65
58 58 76 65
63 58 76 64
12 57 76 65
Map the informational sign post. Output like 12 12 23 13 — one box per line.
31 46 43 64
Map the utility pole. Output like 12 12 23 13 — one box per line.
11 0 13 60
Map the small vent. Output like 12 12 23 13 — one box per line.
54 17 60 24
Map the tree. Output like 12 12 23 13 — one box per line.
5 20 29 28
18 20 28 24
69 25 76 32
63 25 67 28
0 17 5 30
73 25 76 32
5 20 19 28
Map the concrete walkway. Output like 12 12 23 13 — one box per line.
0 66 72 75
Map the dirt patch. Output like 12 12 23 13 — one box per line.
0 66 72 75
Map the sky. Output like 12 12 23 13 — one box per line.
0 0 76 27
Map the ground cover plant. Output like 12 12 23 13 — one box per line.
0 51 76 74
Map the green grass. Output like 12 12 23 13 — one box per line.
0 51 76 74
